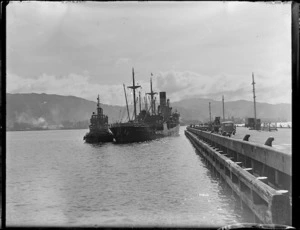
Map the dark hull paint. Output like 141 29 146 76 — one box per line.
84 130 113 143
110 125 155 143
110 123 180 143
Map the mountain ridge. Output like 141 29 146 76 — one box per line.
6 93 291 130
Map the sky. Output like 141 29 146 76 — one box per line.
7 1 291 105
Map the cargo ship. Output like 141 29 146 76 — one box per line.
109 68 180 143
83 95 113 143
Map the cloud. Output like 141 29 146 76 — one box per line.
7 2 291 100
152 70 291 104
153 71 241 101
6 2 291 105
115 58 131 66
156 71 194 93
7 72 126 105
7 68 291 105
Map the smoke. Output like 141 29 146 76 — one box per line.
50 107 62 124
16 112 49 128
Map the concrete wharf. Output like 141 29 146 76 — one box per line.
185 126 292 225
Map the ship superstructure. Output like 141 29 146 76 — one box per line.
109 68 180 143
137 79 180 136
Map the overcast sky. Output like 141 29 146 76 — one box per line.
7 1 291 105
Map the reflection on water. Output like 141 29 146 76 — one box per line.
7 127 253 227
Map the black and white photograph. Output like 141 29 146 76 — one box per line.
5 1 294 228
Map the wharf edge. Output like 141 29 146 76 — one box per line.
185 126 291 225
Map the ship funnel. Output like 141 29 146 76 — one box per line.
160 92 166 107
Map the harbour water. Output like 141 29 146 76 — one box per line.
7 126 259 227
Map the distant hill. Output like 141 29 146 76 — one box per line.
171 98 291 123
6 93 125 130
6 93 291 130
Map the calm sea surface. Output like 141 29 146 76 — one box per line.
7 126 256 227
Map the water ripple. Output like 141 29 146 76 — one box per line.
6 128 253 227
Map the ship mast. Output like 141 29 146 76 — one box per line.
222 95 225 121
144 95 148 111
97 94 102 116
146 74 157 115
252 73 257 129
127 68 141 120
209 102 212 123
97 94 100 110
139 91 142 113
123 84 130 121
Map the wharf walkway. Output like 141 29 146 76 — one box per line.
232 127 291 154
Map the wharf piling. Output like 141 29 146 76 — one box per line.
185 126 291 225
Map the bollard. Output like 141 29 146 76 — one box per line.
265 137 274 147
243 134 250 141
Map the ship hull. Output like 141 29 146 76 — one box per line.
155 123 180 137
110 123 156 143
110 123 180 143
84 130 113 143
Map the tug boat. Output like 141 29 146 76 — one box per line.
83 95 113 143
